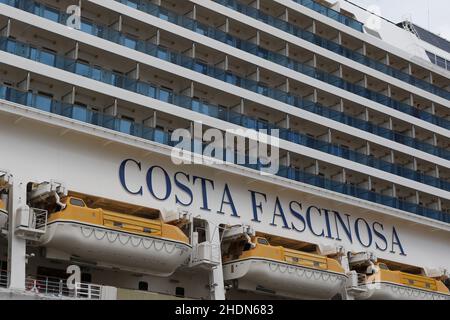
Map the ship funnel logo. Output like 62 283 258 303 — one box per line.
170 121 280 176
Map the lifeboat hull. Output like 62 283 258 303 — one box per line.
39 221 192 277
0 209 7 229
223 258 347 300
355 283 450 300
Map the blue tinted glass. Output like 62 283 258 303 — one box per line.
119 119 133 134
35 95 52 112
39 50 56 66
124 36 137 49
72 105 88 122
436 56 446 68
125 0 138 9
159 88 172 102
43 6 59 22
75 62 90 76
81 21 94 34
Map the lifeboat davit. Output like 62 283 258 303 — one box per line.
356 263 450 300
38 197 192 277
0 199 7 229
223 237 347 299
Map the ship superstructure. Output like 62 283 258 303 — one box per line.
0 0 449 300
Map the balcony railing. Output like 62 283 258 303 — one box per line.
1 0 448 133
1 0 450 162
213 0 450 100
0 85 449 224
114 0 450 129
290 0 364 32
1 36 450 192
25 276 102 299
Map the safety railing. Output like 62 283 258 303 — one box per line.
114 0 450 128
1 0 448 134
213 0 450 100
0 85 448 224
25 277 71 297
74 282 102 300
290 0 364 32
25 276 102 299
1 37 450 193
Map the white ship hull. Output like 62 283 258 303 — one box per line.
223 258 347 300
356 283 450 300
38 221 192 277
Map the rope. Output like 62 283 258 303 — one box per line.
266 260 345 283
78 225 188 255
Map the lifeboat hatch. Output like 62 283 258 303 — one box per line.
70 192 161 221
256 232 319 254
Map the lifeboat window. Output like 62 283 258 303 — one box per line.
291 257 299 263
378 263 389 270
143 228 153 234
69 198 86 207
257 238 269 245
139 281 148 291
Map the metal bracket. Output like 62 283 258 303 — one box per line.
28 180 67 204
0 170 13 190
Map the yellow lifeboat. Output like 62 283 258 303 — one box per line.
38 197 192 277
356 263 450 300
0 199 7 229
222 236 347 299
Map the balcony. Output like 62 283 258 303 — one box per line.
3 36 450 193
0 85 449 224
2 36 450 192
290 0 364 32
213 0 450 100
1 0 450 162
113 0 450 128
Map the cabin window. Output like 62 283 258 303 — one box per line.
175 287 185 298
257 238 269 245
139 281 148 291
70 198 85 207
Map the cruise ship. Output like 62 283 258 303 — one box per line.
0 0 449 300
